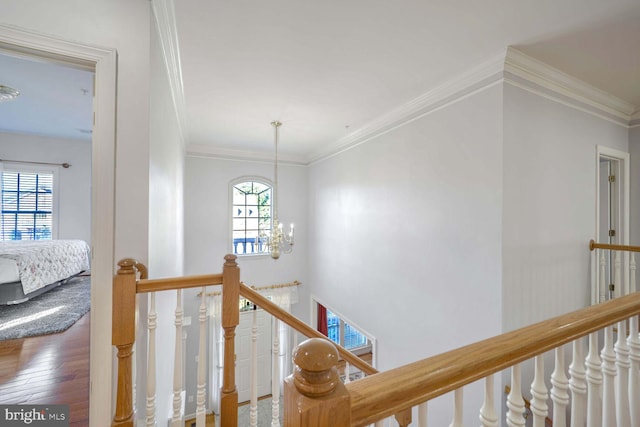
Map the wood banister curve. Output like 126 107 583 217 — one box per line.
346 292 640 427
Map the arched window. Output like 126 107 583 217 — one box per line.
231 179 272 255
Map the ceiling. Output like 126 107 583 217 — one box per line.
1 1 638 162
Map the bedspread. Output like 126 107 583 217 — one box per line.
0 240 91 294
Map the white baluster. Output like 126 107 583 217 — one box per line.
449 388 463 427
601 325 616 427
586 332 603 427
250 305 258 427
507 364 526 427
145 292 157 427
196 288 207 427
600 251 607 303
418 402 428 427
614 250 622 298
479 374 498 427
374 420 385 427
344 362 351 384
569 337 587 427
531 355 548 427
272 318 280 427
551 346 569 427
615 317 631 427
628 314 640 427
170 289 184 427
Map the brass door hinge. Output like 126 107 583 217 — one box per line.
609 175 616 183
609 229 616 237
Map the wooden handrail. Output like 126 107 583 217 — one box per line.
239 283 377 376
589 239 640 253
345 291 640 427
136 273 224 293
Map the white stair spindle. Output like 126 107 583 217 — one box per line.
344 361 351 384
196 288 207 427
601 325 616 427
272 318 280 427
614 250 622 298
569 337 587 427
170 289 184 427
418 402 428 427
449 388 463 427
615 317 631 427
479 374 498 427
145 292 157 427
531 355 548 427
507 364 526 427
628 314 640 427
586 332 603 427
374 420 385 427
551 346 569 427
600 251 607 303
250 305 258 427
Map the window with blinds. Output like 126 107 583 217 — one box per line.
1 171 54 240
231 180 272 255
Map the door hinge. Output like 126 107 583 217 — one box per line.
609 175 616 183
609 229 616 237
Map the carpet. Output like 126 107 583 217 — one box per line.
0 276 91 341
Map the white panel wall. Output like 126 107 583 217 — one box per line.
308 85 504 425
0 132 91 244
502 83 630 332
629 126 640 245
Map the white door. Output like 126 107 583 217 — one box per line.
236 308 272 403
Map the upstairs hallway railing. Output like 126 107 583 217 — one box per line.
590 239 640 303
113 250 640 426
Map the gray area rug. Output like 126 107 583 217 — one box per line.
0 275 90 341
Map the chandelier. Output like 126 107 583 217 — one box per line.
261 121 294 259
0 85 20 103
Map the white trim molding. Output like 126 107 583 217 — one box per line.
188 46 639 165
504 47 636 126
151 0 188 148
0 23 117 427
187 144 308 166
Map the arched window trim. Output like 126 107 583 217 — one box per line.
229 176 273 257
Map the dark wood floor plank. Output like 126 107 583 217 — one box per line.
0 313 90 425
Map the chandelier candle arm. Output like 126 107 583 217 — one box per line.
260 121 294 259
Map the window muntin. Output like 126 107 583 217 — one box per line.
232 180 272 255
1 170 54 240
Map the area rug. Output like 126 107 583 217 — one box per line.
0 276 90 341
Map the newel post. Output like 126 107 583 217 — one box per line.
284 338 351 427
221 254 240 427
112 259 138 427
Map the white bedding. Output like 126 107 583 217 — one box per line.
0 240 91 294
0 257 20 284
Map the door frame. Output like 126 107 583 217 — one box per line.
0 24 116 426
594 145 630 303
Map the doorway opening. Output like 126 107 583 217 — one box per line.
0 24 116 426
595 145 630 302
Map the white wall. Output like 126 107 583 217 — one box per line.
138 11 186 425
502 84 630 332
0 2 151 425
0 132 91 244
183 156 308 415
308 85 504 425
629 125 640 245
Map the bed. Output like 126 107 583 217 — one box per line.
0 239 90 305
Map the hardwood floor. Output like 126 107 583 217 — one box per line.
0 313 90 426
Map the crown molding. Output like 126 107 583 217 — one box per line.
151 0 188 148
186 144 307 166
504 47 636 122
307 51 507 164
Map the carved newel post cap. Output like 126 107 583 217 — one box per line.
292 338 340 397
